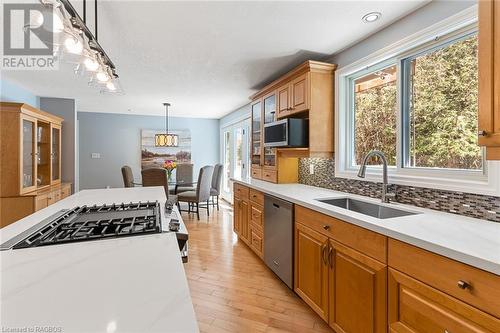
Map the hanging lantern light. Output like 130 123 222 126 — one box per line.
155 103 178 147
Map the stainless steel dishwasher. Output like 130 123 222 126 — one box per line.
264 194 294 289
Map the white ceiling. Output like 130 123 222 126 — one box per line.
3 1 428 118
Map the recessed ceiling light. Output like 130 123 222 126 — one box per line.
362 12 382 23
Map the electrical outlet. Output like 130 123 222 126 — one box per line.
309 163 314 175
91 153 101 159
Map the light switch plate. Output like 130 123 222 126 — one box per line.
91 153 101 159
309 163 314 175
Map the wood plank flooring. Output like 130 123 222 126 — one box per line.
181 201 334 333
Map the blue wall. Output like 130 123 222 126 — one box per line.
0 79 39 107
78 112 220 189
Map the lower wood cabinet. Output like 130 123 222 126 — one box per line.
329 239 387 333
294 222 330 320
294 219 387 332
388 268 500 333
233 183 264 258
233 196 250 244
0 182 72 227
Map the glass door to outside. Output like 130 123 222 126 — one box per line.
221 119 250 203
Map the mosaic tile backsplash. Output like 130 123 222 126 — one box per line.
298 158 500 223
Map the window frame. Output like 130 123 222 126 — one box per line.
335 5 500 196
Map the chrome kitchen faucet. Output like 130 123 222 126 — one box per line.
357 150 396 203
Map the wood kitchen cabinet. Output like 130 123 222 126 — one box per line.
478 0 500 159
0 102 68 228
249 60 336 168
294 206 387 331
294 222 330 321
388 268 500 333
233 183 250 245
233 183 265 258
329 239 387 333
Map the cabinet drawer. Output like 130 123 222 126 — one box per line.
250 227 263 257
295 205 387 263
61 185 71 199
262 170 277 183
250 204 263 228
251 167 262 179
389 268 500 333
249 189 264 206
233 183 249 199
389 239 500 318
35 194 48 211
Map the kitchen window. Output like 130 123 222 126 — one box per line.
336 9 500 196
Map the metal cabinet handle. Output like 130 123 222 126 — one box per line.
328 246 333 269
322 245 328 265
478 130 487 136
323 225 330 231
457 280 470 290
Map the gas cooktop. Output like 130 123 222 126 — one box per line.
1 201 162 250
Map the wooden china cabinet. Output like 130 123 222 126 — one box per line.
0 102 71 227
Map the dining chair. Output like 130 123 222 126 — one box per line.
210 164 223 210
177 165 214 220
121 166 141 187
141 168 177 204
175 163 196 194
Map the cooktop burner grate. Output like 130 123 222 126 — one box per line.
12 201 161 249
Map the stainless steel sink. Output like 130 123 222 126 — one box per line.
316 198 419 219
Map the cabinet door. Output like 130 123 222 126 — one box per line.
20 115 37 194
290 73 309 114
251 100 263 167
388 268 500 333
240 199 250 244
294 222 329 321
329 240 387 333
50 124 61 184
263 92 277 169
36 121 51 187
478 0 500 159
233 197 241 235
277 84 290 118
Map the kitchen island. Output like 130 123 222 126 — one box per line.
0 187 199 333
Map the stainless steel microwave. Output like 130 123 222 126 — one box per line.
264 118 308 148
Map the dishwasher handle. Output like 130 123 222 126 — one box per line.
272 203 280 209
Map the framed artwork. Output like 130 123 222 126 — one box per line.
141 129 191 170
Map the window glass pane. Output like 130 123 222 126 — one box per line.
353 65 397 166
406 33 481 170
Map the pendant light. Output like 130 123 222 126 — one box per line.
155 103 179 147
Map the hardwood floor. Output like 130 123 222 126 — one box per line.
181 200 334 333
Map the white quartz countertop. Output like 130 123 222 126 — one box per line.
232 178 500 275
0 187 199 333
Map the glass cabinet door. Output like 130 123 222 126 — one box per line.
21 116 37 193
51 124 61 183
263 93 277 169
251 100 262 167
36 121 51 187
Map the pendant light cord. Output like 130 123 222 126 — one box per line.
166 104 168 134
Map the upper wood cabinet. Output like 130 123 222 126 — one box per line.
250 60 337 159
478 0 500 159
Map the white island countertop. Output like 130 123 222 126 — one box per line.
232 178 500 275
0 187 199 333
